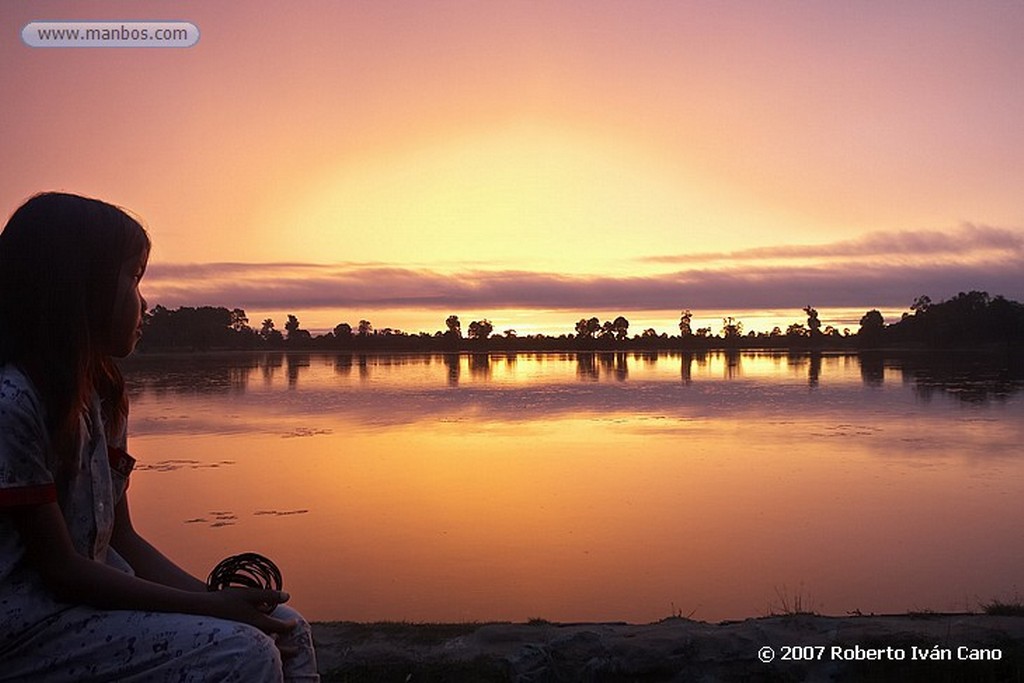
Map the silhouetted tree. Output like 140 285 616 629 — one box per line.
910 295 932 314
445 315 462 338
229 308 250 333
468 319 493 340
858 309 885 347
333 322 353 340
889 291 1024 346
284 314 311 343
803 306 821 338
140 305 245 350
612 315 630 341
259 318 283 345
679 310 693 336
721 317 743 339
133 289 1021 353
859 310 884 333
574 317 600 339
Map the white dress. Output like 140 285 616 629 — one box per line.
0 364 319 682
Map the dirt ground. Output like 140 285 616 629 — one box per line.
312 613 1024 681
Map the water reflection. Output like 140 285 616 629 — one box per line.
332 353 352 377
860 352 885 387
444 353 460 386
901 352 1024 404
286 353 310 388
120 349 1024 624
680 352 693 384
118 350 1024 448
121 350 1024 404
262 353 283 385
574 352 629 382
468 353 491 381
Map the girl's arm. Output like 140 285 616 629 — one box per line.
109 492 207 592
10 502 296 635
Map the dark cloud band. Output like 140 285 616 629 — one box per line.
143 226 1023 312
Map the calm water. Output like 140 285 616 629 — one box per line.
120 351 1024 623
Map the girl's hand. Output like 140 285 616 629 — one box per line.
12 501 298 639
205 588 297 634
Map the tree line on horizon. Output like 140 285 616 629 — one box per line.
136 291 1024 353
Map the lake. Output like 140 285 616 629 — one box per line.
119 350 1024 624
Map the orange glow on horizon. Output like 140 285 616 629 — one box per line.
234 306 903 339
5 2 1022 272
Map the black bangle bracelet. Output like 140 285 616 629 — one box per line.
206 552 283 592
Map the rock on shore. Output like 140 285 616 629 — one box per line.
313 613 1024 681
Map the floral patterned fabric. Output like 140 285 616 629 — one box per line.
0 364 318 681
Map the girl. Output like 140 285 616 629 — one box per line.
0 193 319 681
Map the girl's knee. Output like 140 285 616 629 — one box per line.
269 605 320 682
221 623 284 682
271 604 308 627
271 605 315 646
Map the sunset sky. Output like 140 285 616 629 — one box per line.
3 1 1023 335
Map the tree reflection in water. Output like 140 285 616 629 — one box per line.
120 349 1024 623
120 350 1024 406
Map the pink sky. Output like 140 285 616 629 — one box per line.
2 1 1022 334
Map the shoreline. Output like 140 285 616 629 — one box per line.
311 612 1024 681
122 345 1019 359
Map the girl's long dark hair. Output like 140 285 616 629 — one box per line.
0 192 150 475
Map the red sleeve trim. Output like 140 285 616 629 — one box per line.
0 483 57 507
107 446 136 478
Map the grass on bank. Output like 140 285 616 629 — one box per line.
766 582 819 617
982 596 1024 616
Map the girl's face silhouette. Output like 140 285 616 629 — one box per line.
107 252 147 358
